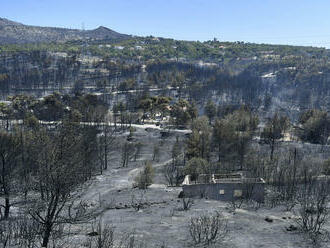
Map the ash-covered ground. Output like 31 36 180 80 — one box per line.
48 126 328 248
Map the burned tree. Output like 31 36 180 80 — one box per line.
164 138 184 186
97 125 116 174
121 142 135 168
0 132 19 219
261 113 289 161
295 178 330 244
29 122 90 247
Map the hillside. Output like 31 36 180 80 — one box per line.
0 17 130 44
1 17 330 248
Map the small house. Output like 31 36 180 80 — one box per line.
182 173 265 203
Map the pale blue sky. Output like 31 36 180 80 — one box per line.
1 0 330 47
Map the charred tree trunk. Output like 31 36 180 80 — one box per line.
270 138 275 161
104 127 108 170
41 223 53 247
4 196 10 219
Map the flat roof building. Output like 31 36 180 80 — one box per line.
182 173 265 203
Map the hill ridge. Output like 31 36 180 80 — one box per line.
0 17 130 44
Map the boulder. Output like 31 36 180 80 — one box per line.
265 216 273 223
87 231 98 236
286 225 298 232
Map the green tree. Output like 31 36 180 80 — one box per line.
215 107 258 169
213 118 235 162
34 93 64 121
187 100 198 122
170 99 193 127
186 116 212 160
184 157 210 181
298 109 330 145
8 95 37 119
205 100 217 124
134 161 154 189
138 98 152 123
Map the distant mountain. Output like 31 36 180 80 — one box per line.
0 18 130 44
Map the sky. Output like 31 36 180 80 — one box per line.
1 0 330 47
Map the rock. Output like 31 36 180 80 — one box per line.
265 216 273 223
160 131 172 138
178 191 185 198
286 225 298 232
87 231 98 236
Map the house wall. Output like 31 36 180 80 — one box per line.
182 182 265 203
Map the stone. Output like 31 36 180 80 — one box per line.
265 216 273 223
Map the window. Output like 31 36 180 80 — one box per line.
234 190 242 197
219 189 225 195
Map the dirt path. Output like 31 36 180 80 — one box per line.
80 157 173 205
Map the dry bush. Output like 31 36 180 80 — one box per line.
189 211 228 246
228 197 244 211
14 217 42 248
0 217 42 248
117 232 145 248
0 220 13 248
228 182 257 211
85 222 144 248
86 220 114 248
131 191 148 212
295 179 330 245
181 197 194 211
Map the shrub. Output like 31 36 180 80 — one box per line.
189 211 228 246
295 179 330 244
134 161 154 189
323 159 330 175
